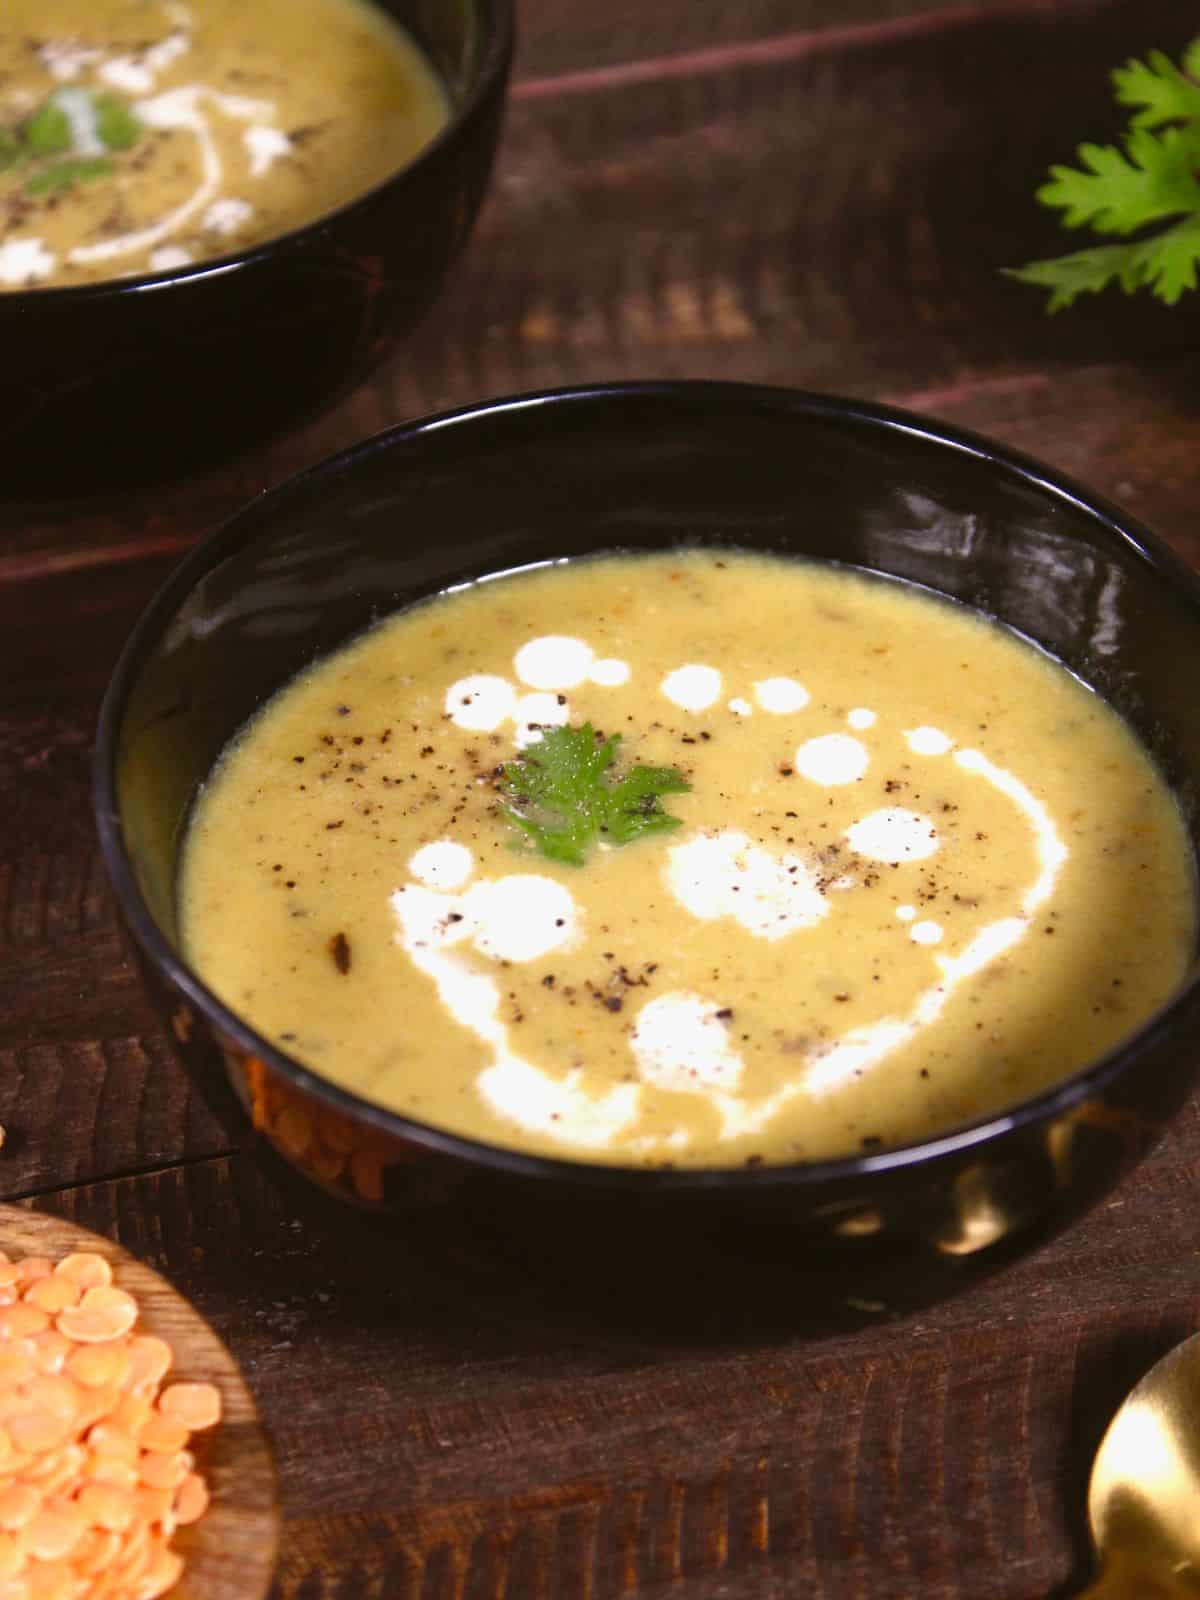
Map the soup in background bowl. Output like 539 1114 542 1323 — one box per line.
0 0 450 290
94 383 1200 1325
0 0 512 489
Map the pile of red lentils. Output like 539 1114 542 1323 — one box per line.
0 1248 222 1600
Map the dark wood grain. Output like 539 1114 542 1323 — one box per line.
4 0 1200 1594
513 0 1018 80
0 554 230 1197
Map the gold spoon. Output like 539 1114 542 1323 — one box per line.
1082 1330 1200 1597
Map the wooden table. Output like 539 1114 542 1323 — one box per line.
5 2 1200 1594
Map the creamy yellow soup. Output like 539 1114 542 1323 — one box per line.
0 0 448 288
180 552 1196 1168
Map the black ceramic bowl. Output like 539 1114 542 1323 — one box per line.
0 0 513 492
94 383 1200 1328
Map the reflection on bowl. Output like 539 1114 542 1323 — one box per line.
0 0 513 492
94 383 1200 1328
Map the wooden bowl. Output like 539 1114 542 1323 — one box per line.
0 1203 278 1600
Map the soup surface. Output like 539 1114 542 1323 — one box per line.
181 552 1197 1168
0 0 448 289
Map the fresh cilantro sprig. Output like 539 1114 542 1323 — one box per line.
1008 37 1200 309
25 157 115 196
92 93 142 153
498 723 690 867
0 89 142 197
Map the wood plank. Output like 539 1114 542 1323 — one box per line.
0 550 231 1195
511 0 1097 81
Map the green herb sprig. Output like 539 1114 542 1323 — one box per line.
1009 37 1200 309
498 723 691 867
25 157 115 196
0 89 143 197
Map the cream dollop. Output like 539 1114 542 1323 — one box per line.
754 676 809 714
845 808 939 863
661 665 722 712
794 733 869 786
630 993 744 1092
666 829 829 941
203 196 254 236
408 840 474 891
0 239 55 285
444 674 517 732
907 726 953 756
149 244 194 271
514 635 593 690
513 691 569 749
244 124 291 178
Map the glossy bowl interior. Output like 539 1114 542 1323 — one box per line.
0 0 513 493
95 383 1200 1327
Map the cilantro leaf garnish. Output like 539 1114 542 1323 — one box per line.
93 92 142 153
1115 43 1200 129
0 89 143 198
498 723 690 866
25 157 114 196
23 99 73 158
1035 127 1200 236
1010 219 1200 311
1008 37 1200 308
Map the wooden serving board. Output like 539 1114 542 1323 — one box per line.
0 1203 279 1600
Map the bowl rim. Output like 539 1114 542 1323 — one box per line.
0 0 515 305
94 379 1200 1192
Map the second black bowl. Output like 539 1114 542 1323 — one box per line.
0 0 513 493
